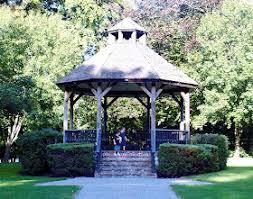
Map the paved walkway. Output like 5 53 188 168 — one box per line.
38 177 211 199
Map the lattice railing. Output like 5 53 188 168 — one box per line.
156 129 188 150
65 129 97 143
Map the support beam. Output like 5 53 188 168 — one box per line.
69 94 74 129
150 86 156 153
103 97 108 134
107 97 119 108
73 93 83 105
179 96 185 131
63 90 72 142
140 85 163 152
135 96 148 109
92 86 112 152
181 92 190 143
146 97 150 135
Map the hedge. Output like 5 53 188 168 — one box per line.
157 143 219 177
47 143 95 177
191 133 229 170
17 128 62 175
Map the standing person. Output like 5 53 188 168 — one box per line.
120 128 128 151
113 129 122 156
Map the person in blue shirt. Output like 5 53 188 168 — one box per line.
120 128 128 151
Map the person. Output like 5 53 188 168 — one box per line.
113 129 122 156
120 127 128 151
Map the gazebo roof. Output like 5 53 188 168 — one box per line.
108 17 146 33
57 18 197 96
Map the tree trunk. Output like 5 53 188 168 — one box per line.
2 115 22 163
3 142 11 163
234 125 242 158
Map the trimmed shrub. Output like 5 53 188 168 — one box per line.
191 133 229 170
47 143 95 177
157 143 219 177
17 128 62 175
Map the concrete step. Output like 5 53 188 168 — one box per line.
96 150 154 177
95 171 156 177
100 162 151 167
101 151 151 157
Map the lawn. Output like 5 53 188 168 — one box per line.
173 158 253 199
0 163 79 199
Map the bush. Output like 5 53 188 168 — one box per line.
157 143 219 178
17 128 62 175
191 133 229 170
47 143 95 177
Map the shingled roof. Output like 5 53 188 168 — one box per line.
57 18 197 95
108 17 146 33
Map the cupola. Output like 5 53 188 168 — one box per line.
107 18 147 45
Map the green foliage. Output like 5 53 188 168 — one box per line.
47 143 95 177
187 0 253 130
191 133 229 170
17 128 62 175
157 143 219 177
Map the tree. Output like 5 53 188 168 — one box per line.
186 0 253 157
0 17 34 161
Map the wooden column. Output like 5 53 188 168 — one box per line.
91 86 112 153
146 97 150 134
179 97 185 131
103 97 108 134
63 90 72 143
181 92 190 143
69 94 74 130
150 86 156 153
118 30 123 42
140 85 163 152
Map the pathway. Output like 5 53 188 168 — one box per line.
38 177 211 199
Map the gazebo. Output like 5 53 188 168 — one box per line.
56 18 198 156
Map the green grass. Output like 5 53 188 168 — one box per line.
173 166 253 199
0 163 79 199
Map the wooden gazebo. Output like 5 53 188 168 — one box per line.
57 18 198 155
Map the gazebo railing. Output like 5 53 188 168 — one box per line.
156 129 188 150
65 129 97 143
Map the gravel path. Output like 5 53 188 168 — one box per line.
38 177 211 199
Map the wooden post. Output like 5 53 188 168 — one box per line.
181 92 190 143
104 97 108 134
69 94 74 130
118 30 123 42
140 85 163 152
63 90 72 143
179 97 185 131
91 86 112 153
150 86 156 153
146 97 150 135
131 31 137 43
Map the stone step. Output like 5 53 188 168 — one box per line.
95 171 156 177
101 158 151 163
96 150 154 177
101 151 151 157
100 162 151 167
99 168 152 172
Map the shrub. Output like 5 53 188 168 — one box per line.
17 128 62 175
191 133 229 170
47 143 95 177
157 143 219 177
